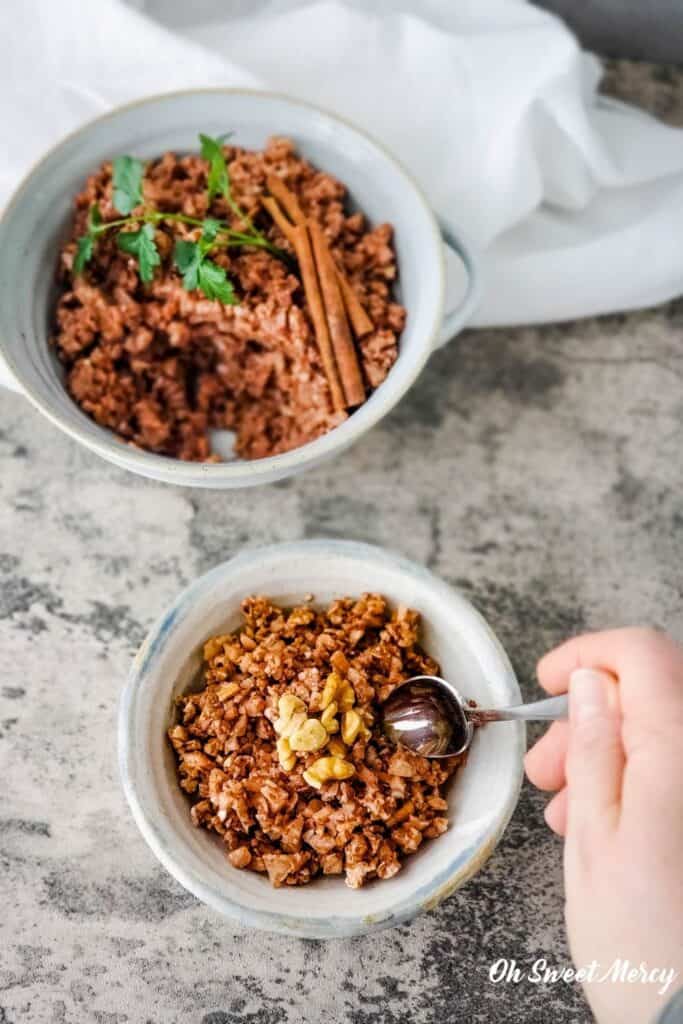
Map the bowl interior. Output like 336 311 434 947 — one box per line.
120 541 524 937
0 90 444 486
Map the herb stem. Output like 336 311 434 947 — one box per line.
213 232 287 259
94 211 281 257
93 211 208 234
226 196 255 233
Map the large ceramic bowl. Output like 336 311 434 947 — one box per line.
119 540 524 938
0 89 479 489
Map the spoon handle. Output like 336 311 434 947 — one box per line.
473 694 568 724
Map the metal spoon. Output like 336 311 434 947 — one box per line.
381 675 568 758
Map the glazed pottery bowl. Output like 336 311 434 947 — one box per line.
119 540 524 938
0 89 478 488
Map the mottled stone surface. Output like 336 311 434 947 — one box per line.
1 62 682 1024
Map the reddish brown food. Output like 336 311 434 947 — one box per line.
52 138 405 461
168 595 466 889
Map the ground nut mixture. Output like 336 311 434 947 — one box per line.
169 596 466 889
52 138 405 461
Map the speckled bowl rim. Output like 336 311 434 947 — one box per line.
118 540 524 938
0 88 480 489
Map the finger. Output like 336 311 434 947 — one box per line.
524 721 569 791
537 629 632 694
544 787 568 836
565 668 624 837
538 628 683 723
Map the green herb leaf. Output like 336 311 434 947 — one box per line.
173 239 202 291
197 259 236 304
199 133 229 203
173 238 235 303
87 203 103 234
112 155 145 215
201 218 221 243
73 203 103 273
117 223 160 283
73 235 94 274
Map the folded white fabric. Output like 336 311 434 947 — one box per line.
3 0 683 327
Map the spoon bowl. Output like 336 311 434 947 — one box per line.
381 675 474 757
382 675 569 758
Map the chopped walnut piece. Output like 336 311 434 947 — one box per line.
321 852 344 875
303 756 355 789
289 718 328 753
228 846 252 869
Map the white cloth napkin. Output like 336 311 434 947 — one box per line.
3 0 683 328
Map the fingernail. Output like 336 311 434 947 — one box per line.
569 668 618 722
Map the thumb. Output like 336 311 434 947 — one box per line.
566 668 624 838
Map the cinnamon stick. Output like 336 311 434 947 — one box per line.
261 196 296 245
262 193 345 411
309 220 365 407
267 177 374 336
336 269 374 338
291 223 346 412
266 174 306 226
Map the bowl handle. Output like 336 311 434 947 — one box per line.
0 350 22 394
435 220 482 348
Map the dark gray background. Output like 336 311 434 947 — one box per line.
536 0 683 63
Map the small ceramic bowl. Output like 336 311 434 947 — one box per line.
0 89 479 489
119 540 523 938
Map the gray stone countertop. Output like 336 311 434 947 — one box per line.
1 60 682 1024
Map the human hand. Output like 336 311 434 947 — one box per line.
525 628 683 1024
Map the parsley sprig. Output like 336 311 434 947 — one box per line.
112 155 144 215
173 219 235 305
73 134 285 305
117 223 161 283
